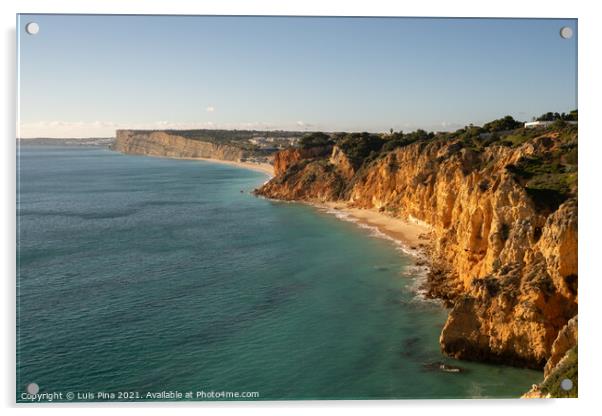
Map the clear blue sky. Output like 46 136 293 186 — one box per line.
18 15 577 137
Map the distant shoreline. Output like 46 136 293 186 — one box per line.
108 148 275 177
189 156 274 177
162 155 274 177
19 141 275 177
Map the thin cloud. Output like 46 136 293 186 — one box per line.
296 121 313 128
206 106 215 112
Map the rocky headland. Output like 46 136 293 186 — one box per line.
254 119 578 395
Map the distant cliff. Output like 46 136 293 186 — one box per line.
112 130 248 161
255 122 578 374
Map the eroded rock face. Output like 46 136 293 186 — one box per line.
113 130 247 161
272 146 331 176
522 323 578 399
256 145 343 201
544 315 578 377
257 132 578 369
256 158 344 202
437 199 578 368
338 138 576 369
329 146 355 180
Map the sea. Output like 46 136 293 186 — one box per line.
16 145 542 401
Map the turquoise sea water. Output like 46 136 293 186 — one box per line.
17 145 541 401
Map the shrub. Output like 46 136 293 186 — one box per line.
483 115 522 132
539 346 578 398
337 132 385 169
536 109 578 122
507 156 577 212
382 129 435 152
300 132 333 149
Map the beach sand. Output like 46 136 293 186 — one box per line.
194 157 274 177
116 151 275 177
320 202 431 250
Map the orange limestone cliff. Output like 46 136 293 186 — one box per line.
272 146 332 176
255 126 578 371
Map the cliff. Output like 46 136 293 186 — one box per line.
255 124 578 373
273 146 331 176
523 315 578 398
113 130 249 161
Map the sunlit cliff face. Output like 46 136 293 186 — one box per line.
257 130 577 370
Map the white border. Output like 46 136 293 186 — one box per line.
2 1 601 415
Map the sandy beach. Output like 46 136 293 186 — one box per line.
112 150 275 177
194 157 274 177
319 202 432 250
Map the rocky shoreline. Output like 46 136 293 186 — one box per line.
254 124 578 396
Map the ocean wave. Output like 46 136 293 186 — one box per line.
402 263 441 305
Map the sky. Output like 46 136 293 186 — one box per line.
17 15 577 138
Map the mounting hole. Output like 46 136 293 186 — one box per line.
25 22 39 35
560 378 573 391
560 26 573 39
26 382 39 394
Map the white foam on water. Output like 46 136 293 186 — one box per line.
402 263 442 305
316 204 437 303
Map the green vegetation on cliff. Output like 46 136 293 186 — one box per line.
483 115 523 132
279 114 578 214
504 124 578 211
536 109 578 122
382 129 434 152
539 346 578 398
335 132 385 169
300 132 333 149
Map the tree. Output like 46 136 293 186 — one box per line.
299 132 333 149
564 109 578 121
382 129 434 152
482 115 522 132
337 132 385 168
536 110 578 122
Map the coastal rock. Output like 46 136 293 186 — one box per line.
329 146 355 180
343 137 577 369
256 158 345 202
522 343 578 398
422 361 465 373
522 384 551 399
537 201 578 302
273 146 331 176
544 315 578 377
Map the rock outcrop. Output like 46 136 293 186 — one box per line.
523 316 578 398
255 129 578 371
259 161 345 202
544 315 578 377
329 146 355 180
273 146 331 176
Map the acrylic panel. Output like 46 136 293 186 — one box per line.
16 14 578 402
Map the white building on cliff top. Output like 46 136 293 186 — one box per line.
525 120 577 128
